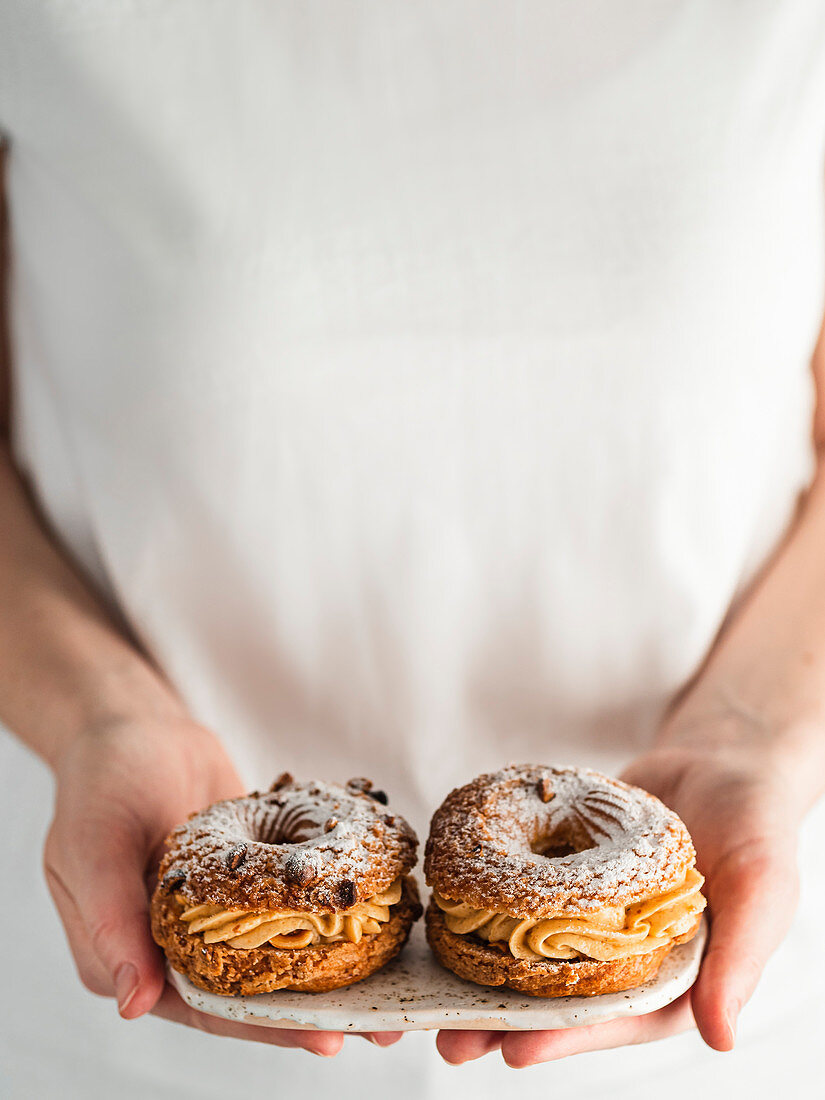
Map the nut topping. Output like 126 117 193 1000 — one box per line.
368 789 388 805
337 879 357 908
269 772 294 792
225 843 248 871
162 868 186 892
537 777 555 803
324 817 338 832
346 777 373 793
285 853 316 887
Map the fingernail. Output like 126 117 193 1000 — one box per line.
724 1013 737 1050
114 963 139 1016
305 1040 340 1058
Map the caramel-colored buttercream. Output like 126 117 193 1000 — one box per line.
178 877 402 950
433 866 705 962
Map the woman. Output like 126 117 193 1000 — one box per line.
1 3 824 1097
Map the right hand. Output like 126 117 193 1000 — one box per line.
44 716 398 1055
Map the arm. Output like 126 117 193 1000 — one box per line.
438 270 825 1068
0 146 189 770
0 147 378 1056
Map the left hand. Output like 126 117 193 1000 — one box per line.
435 720 804 1067
44 715 402 1056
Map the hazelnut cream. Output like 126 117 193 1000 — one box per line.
178 877 402 950
433 866 705 962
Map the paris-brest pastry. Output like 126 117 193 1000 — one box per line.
424 764 706 997
152 774 421 995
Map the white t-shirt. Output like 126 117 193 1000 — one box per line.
1 3 825 1098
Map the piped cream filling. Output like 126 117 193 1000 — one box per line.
178 877 402 950
433 866 706 962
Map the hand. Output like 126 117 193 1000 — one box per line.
44 716 400 1056
436 716 802 1067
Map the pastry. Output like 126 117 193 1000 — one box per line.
424 764 705 997
151 773 421 995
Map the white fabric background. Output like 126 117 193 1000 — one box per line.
2 2 825 1096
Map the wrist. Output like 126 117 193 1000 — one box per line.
655 680 825 812
45 661 190 774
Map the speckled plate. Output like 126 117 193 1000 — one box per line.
167 916 706 1031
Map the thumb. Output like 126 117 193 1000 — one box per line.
71 830 167 1019
691 838 798 1051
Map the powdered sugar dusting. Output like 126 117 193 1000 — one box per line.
424 765 694 917
158 778 417 912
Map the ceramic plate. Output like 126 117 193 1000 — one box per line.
168 916 706 1032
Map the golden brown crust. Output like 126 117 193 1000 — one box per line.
153 876 422 995
424 765 694 916
156 775 418 912
425 902 700 997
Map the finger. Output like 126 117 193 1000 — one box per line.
62 825 167 1019
153 985 345 1056
691 839 798 1051
44 859 113 998
498 993 694 1068
358 1031 404 1047
436 1030 503 1064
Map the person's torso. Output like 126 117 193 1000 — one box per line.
2 1 825 830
